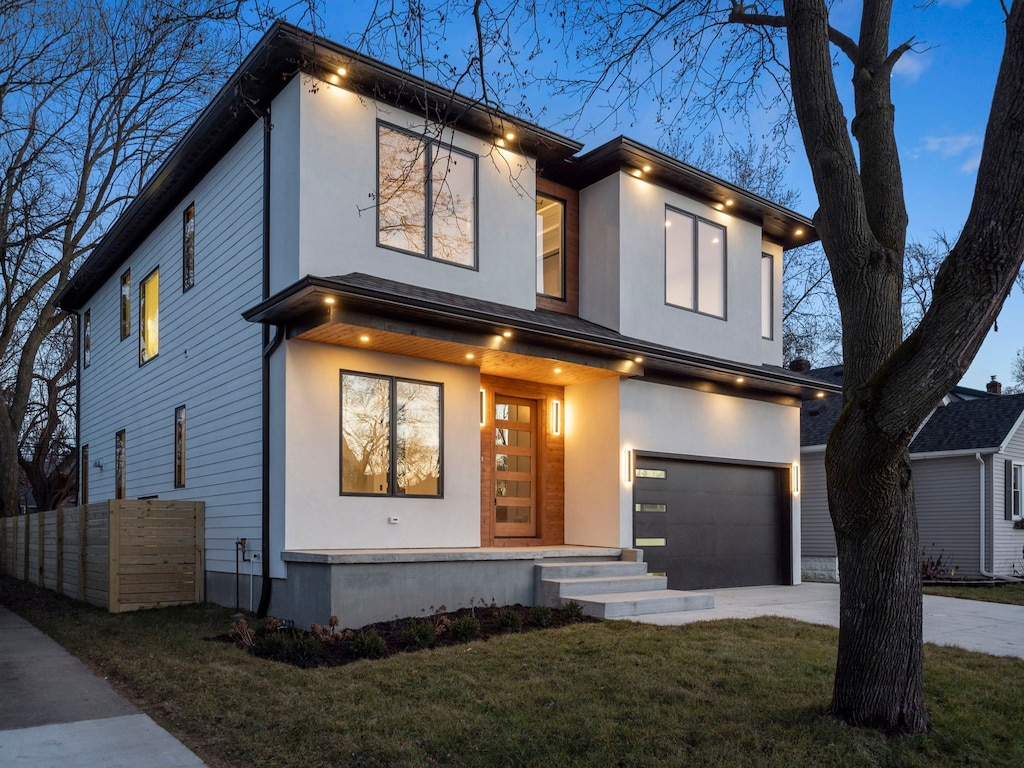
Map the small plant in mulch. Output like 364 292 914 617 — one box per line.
224 602 597 669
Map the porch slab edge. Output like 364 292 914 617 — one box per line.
282 546 622 565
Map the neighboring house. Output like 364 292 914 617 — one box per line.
801 367 1024 582
57 23 833 628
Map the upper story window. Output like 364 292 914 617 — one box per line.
665 207 726 319
183 203 195 292
115 429 126 500
120 270 131 339
83 309 92 368
340 371 442 497
139 267 159 365
174 405 186 488
536 194 565 299
761 254 774 339
377 123 477 269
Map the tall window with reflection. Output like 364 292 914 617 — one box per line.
377 124 476 267
340 372 442 497
536 194 564 298
139 267 159 365
665 207 726 318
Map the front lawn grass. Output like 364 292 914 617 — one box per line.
2 575 1023 768
924 583 1024 606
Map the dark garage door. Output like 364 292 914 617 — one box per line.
633 456 791 590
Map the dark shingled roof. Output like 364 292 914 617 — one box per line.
799 366 1024 451
909 393 1024 453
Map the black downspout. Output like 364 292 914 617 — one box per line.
74 310 82 505
256 107 274 618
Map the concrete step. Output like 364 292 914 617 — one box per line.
535 561 649 580
566 590 716 619
541 574 668 604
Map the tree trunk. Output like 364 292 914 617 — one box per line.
0 413 22 516
826 444 930 733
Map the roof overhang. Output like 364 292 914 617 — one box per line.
547 137 817 250
244 275 840 402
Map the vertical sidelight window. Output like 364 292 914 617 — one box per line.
761 253 774 339
139 267 159 365
340 371 442 497
183 203 195 291
80 444 89 504
536 194 565 298
665 207 726 318
174 405 186 488
377 123 476 268
83 309 92 368
120 270 131 339
115 430 126 500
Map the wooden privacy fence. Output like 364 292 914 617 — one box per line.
0 500 205 613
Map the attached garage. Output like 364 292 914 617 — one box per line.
633 455 792 590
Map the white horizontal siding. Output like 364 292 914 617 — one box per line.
994 426 1024 575
914 456 982 577
79 122 265 577
799 452 835 557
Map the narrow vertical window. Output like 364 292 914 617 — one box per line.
120 270 131 339
80 444 89 505
1014 465 1022 520
139 267 159 365
378 126 427 256
83 309 92 369
174 405 186 488
664 207 726 319
761 253 774 339
430 144 476 266
536 194 565 298
183 203 195 291
115 430 126 500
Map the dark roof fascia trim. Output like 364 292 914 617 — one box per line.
909 447 1001 459
244 276 841 400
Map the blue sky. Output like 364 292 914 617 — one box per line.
303 0 1019 389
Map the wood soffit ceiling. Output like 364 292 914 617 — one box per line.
297 323 628 386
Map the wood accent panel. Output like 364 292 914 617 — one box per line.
535 177 580 316
298 323 620 386
480 375 565 547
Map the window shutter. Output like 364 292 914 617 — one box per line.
1005 459 1014 521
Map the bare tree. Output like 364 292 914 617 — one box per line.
1007 348 1024 394
353 0 1024 733
0 0 254 516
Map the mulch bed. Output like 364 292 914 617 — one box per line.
226 603 599 668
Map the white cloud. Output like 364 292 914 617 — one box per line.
892 53 929 83
960 154 982 173
921 134 983 157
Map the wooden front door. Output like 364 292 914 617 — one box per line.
493 394 536 537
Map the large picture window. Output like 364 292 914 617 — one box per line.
139 267 159 365
340 371 442 497
377 124 476 268
665 207 726 318
536 194 565 298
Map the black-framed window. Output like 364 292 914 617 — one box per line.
174 405 186 488
115 430 126 500
665 206 727 319
120 270 131 339
183 203 195 292
83 309 92 368
376 123 477 268
80 444 89 504
139 267 159 365
340 371 442 497
536 194 565 298
761 253 774 339
1013 464 1023 521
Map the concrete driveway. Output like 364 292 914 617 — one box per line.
627 582 1024 660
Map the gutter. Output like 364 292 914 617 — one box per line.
977 452 997 578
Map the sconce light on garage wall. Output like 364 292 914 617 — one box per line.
792 463 801 495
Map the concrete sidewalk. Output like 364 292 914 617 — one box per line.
628 582 1024 660
0 605 206 767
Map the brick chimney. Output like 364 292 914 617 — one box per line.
987 375 1002 395
789 356 811 373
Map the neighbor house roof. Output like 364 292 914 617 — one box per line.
799 365 1024 452
56 23 817 312
244 273 839 402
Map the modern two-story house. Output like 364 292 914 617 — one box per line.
57 23 834 628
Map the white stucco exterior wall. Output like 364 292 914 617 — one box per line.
285 78 537 308
282 340 481 550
